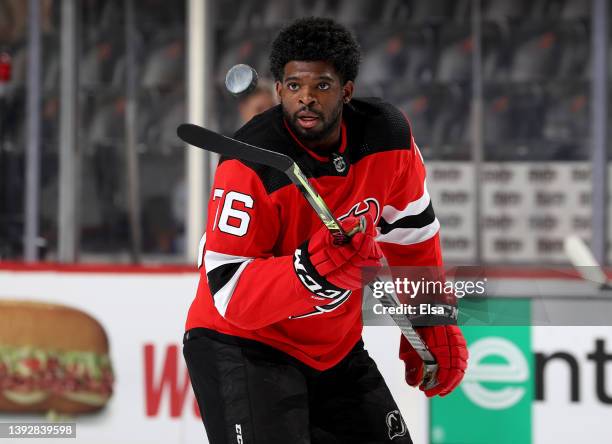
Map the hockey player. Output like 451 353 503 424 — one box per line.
183 17 468 444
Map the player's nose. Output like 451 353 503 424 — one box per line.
298 86 317 107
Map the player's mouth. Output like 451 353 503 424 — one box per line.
296 111 321 129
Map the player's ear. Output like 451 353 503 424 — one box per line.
275 80 283 102
342 80 354 104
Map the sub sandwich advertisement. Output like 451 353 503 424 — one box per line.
0 300 113 414
0 266 207 444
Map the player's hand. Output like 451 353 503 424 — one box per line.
399 325 468 397
293 214 383 294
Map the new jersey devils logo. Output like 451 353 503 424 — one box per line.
386 410 408 440
338 197 380 224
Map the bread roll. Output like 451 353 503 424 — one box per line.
0 300 113 414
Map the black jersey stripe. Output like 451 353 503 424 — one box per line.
207 261 245 297
378 201 436 235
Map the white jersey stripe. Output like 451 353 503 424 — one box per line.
213 259 254 317
204 249 253 272
381 179 430 224
197 233 206 269
204 249 254 318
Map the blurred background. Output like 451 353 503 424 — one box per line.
0 0 609 266
1 3 611 444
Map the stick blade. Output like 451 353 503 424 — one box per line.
564 235 609 287
177 123 294 171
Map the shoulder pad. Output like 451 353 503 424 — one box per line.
219 106 293 194
348 98 413 152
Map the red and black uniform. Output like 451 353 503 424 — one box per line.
183 98 442 444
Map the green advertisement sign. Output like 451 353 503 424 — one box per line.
430 299 533 444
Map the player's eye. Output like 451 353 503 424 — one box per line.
287 82 299 91
318 82 330 91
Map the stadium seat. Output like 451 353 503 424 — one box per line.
378 0 413 23
528 0 565 20
336 0 392 24
260 0 295 26
542 82 590 160
509 84 547 143
395 84 471 160
221 0 283 34
509 26 562 82
396 87 437 152
294 0 337 20
429 85 471 159
482 0 528 23
556 22 590 80
157 98 186 155
219 0 293 29
483 88 515 155
80 36 125 91
215 32 272 88
483 83 571 160
481 23 512 82
560 0 591 20
436 26 473 83
141 33 185 91
139 88 185 153
408 0 453 24
87 94 126 150
359 26 436 88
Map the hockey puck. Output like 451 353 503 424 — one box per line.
225 64 258 97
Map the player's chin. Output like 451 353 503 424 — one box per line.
292 125 321 140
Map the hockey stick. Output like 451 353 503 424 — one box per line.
564 235 612 290
178 123 440 389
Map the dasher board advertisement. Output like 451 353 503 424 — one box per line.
431 298 612 444
0 266 426 444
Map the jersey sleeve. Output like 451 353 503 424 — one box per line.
378 135 456 360
376 136 443 268
199 159 327 330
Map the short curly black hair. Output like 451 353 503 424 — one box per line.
269 17 361 84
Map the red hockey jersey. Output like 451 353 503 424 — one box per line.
185 98 443 370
